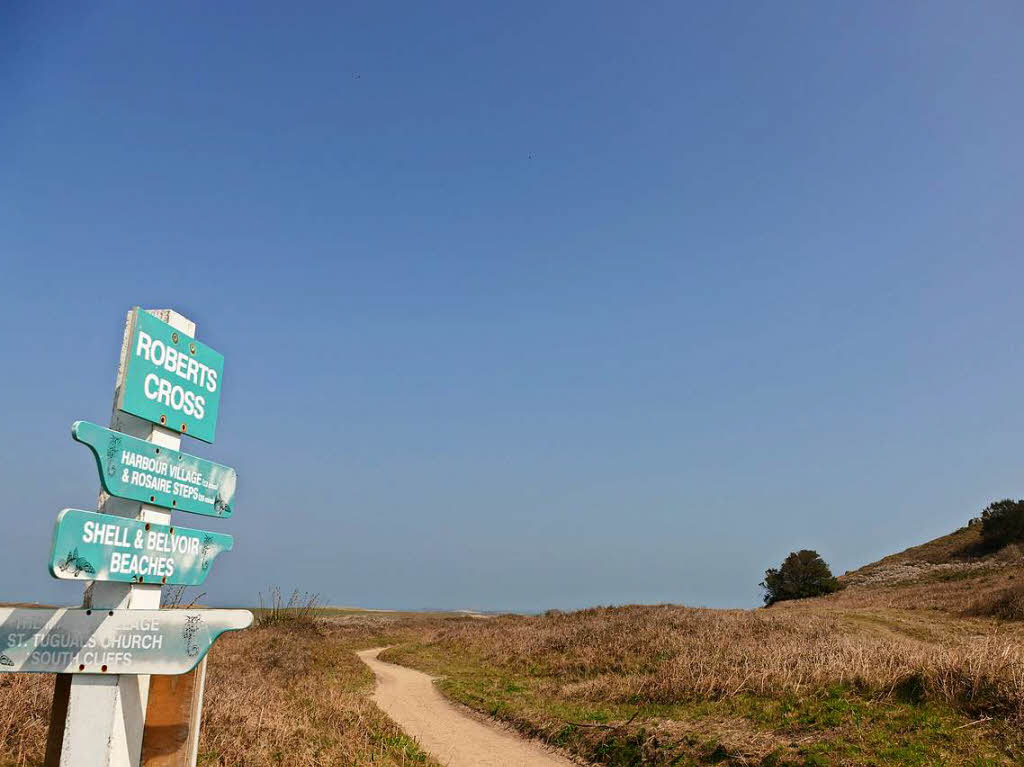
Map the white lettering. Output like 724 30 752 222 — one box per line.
144 373 160 400
135 331 152 360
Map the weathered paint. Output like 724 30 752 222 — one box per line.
117 308 224 443
0 608 251 675
72 421 236 518
49 509 233 586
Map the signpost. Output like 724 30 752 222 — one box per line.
72 421 235 518
49 509 233 586
20 307 251 767
0 608 250 674
116 308 224 444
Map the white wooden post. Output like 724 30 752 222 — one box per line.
49 309 197 767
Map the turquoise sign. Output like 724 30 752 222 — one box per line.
72 421 236 518
117 308 224 443
0 607 251 674
49 509 233 586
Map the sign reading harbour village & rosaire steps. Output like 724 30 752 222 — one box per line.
117 308 224 443
49 509 233 585
0 608 251 674
72 421 236 518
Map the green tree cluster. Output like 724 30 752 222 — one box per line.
979 499 1024 550
761 549 840 606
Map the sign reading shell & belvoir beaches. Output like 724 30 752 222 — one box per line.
49 509 233 585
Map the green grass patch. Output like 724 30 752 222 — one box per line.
385 643 1019 766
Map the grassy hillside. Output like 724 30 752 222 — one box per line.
386 604 1024 766
813 524 1024 617
383 526 1024 766
4 525 1024 767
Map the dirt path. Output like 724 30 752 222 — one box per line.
357 648 576 767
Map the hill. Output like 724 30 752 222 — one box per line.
382 523 1024 765
813 522 1024 618
3 526 1024 767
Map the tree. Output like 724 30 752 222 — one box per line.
761 549 840 606
979 499 1024 550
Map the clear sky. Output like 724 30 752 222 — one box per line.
2 2 1022 611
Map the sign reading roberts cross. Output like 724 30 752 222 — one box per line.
49 509 233 586
117 307 225 444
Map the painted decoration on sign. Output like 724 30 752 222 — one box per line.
72 421 236 518
49 509 233 586
117 308 224 443
0 607 251 674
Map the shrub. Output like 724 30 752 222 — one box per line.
160 585 206 608
256 586 322 629
966 580 1024 621
761 550 840 606
979 499 1024 551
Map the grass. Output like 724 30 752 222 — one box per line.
4 523 1024 767
199 617 443 766
3 602 1023 765
255 587 323 628
0 610 456 767
2 602 1022 767
383 604 1024 766
814 534 1024 625
0 674 50 767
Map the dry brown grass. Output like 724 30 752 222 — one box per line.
841 525 984 577
6 518 1024 767
385 604 1024 764
807 569 1022 613
200 621 433 766
824 521 1024 621
254 588 322 628
966 579 1024 621
0 611 455 767
839 523 1024 586
390 604 1024 720
0 675 50 767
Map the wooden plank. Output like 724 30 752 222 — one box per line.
140 658 207 767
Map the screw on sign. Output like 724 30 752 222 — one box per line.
0 308 254 767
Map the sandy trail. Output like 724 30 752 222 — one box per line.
357 647 576 767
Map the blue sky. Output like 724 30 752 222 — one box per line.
2 1 1022 611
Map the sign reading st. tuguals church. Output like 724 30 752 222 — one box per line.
0 608 250 674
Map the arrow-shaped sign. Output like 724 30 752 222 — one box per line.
0 607 251 674
72 421 236 518
49 509 233 586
